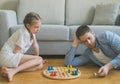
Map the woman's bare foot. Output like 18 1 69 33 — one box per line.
43 59 48 64
1 67 8 77
38 63 44 70
1 67 15 82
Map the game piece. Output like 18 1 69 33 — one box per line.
64 67 68 72
47 66 53 71
93 72 98 77
69 65 73 71
68 69 70 73
93 72 105 78
76 67 79 72
75 71 78 75
43 66 81 79
72 71 75 75
62 72 65 77
50 71 57 76
72 70 78 75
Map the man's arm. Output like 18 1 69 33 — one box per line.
97 31 120 76
105 31 120 69
64 37 89 66
72 36 80 47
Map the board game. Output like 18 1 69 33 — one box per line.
93 72 104 78
43 65 81 79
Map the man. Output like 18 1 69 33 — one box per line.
64 25 120 77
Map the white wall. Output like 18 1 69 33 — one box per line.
0 0 18 10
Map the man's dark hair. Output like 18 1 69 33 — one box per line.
76 25 91 39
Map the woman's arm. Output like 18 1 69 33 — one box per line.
13 45 21 54
32 35 39 56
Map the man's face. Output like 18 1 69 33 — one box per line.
79 32 96 49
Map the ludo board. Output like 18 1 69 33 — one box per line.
43 66 81 79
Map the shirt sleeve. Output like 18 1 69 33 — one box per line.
15 30 26 49
104 31 120 69
64 46 90 66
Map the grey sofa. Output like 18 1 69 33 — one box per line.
0 0 120 55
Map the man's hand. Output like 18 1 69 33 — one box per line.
97 63 113 77
72 36 80 47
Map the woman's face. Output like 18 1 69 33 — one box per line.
26 20 41 34
79 32 96 49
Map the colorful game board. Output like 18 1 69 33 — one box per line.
43 65 81 79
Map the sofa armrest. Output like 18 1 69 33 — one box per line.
0 10 17 48
115 15 120 26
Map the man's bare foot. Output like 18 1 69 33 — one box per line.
1 67 15 82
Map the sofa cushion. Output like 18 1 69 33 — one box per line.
69 25 120 41
10 25 69 41
65 0 120 26
33 42 86 55
36 25 69 41
17 0 65 25
92 3 119 25
65 0 95 25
